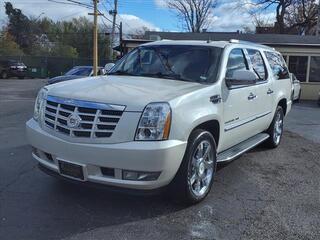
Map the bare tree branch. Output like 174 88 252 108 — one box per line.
244 0 318 35
166 0 217 32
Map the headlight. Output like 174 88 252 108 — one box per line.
135 102 171 141
33 87 48 122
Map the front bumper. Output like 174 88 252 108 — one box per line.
26 119 187 190
10 69 27 77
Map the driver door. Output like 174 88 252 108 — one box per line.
221 48 260 151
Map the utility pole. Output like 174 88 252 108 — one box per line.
109 0 118 60
89 0 101 76
119 22 123 57
317 3 320 36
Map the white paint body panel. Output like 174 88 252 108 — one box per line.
26 40 292 190
293 81 301 100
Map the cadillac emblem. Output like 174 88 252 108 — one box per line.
67 113 82 128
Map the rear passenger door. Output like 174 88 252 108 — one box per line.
245 48 274 131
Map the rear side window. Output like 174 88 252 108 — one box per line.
226 49 248 78
265 52 289 80
247 49 267 81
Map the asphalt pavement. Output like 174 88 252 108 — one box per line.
0 79 319 240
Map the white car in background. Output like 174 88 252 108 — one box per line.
291 73 301 102
26 40 292 204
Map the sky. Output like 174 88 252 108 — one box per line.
0 0 276 34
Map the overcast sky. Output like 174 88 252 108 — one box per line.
0 0 276 33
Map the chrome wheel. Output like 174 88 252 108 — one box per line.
188 140 214 198
273 111 283 145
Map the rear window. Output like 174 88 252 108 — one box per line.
265 52 289 80
247 49 267 81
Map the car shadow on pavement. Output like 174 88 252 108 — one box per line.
0 134 299 240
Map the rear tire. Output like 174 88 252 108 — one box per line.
265 106 284 148
296 90 301 103
169 129 217 204
1 71 8 79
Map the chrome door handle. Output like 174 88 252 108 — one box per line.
248 93 257 100
267 89 274 95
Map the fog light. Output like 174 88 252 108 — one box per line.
122 170 161 181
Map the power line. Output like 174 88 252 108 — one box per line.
47 0 92 9
47 0 115 27
65 0 93 8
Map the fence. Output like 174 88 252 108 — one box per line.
0 55 113 78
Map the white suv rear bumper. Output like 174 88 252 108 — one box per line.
26 119 187 190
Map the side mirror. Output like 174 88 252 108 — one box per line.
99 69 106 75
226 70 257 88
104 63 115 74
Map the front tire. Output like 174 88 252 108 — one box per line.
170 129 217 204
265 106 284 148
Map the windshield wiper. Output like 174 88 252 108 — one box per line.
142 72 190 82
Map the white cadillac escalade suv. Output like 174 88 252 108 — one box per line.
26 40 292 204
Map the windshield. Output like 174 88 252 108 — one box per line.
65 67 92 76
9 60 26 66
109 45 222 83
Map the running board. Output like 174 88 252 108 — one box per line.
217 133 269 162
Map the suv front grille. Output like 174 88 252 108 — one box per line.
44 96 125 138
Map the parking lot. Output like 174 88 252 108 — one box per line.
0 79 319 240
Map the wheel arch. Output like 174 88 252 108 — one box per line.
189 119 220 148
278 98 287 116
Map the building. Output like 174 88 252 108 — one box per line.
119 31 320 100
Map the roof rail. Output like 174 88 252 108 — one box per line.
229 39 274 50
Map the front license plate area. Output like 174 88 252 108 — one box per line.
59 161 84 181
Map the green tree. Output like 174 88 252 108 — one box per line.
5 2 34 53
3 2 110 60
55 17 109 59
50 43 78 58
0 31 24 56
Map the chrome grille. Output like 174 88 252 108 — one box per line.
44 96 125 138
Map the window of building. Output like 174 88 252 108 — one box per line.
265 51 289 80
288 56 308 82
226 48 248 78
309 56 320 82
247 49 267 81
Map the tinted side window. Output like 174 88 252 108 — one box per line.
265 52 289 80
226 49 248 78
247 49 267 81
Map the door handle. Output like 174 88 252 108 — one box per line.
248 93 257 100
267 89 274 95
210 95 222 104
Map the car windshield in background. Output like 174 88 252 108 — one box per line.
8 60 26 66
66 67 92 76
109 45 223 83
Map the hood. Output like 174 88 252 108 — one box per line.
47 75 208 111
48 75 83 85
